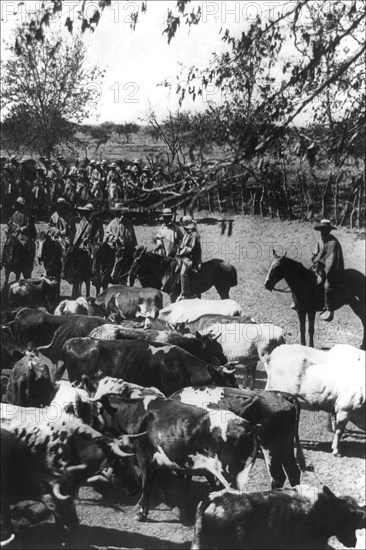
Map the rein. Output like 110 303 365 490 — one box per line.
273 286 292 293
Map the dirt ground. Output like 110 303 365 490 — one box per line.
1 213 365 549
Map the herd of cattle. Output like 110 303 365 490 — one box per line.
1 278 365 549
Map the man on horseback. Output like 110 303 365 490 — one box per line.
49 198 76 246
153 208 183 257
176 215 202 301
73 203 104 250
312 219 344 322
2 196 37 279
104 203 137 284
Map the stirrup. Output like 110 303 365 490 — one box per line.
320 309 334 322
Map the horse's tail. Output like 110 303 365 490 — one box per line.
228 265 238 287
344 269 365 307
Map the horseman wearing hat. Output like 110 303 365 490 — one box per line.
175 215 202 300
73 203 104 250
5 196 37 271
154 208 183 257
49 198 76 246
311 219 344 322
104 203 137 251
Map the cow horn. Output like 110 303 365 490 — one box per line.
127 431 149 439
0 533 16 547
52 482 70 501
223 366 236 374
210 332 221 341
110 441 135 458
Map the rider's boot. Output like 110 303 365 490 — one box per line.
320 287 334 322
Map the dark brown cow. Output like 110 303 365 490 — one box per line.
88 324 227 365
13 308 108 363
191 486 366 549
61 338 239 396
5 352 54 407
93 387 257 522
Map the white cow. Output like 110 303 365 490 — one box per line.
264 344 365 456
50 380 97 424
54 297 94 316
157 299 242 326
201 322 286 389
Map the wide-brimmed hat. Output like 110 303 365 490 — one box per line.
101 159 108 165
162 208 173 217
110 202 125 212
15 196 26 206
110 162 117 168
10 155 18 161
77 203 94 212
133 158 140 164
90 159 96 165
52 197 71 209
181 214 196 229
314 219 337 231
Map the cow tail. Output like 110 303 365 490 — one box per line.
292 395 307 472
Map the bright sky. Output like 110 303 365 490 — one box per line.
1 1 356 124
0 0 296 123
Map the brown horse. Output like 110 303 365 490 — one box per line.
128 246 238 302
264 250 365 349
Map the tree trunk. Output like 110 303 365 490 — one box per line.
282 158 292 219
322 174 333 218
217 187 222 214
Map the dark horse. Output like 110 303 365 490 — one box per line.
1 234 34 284
264 250 365 349
110 245 136 285
91 242 116 294
128 246 238 302
63 245 92 298
36 231 63 282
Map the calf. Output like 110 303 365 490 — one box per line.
265 344 365 456
88 325 227 365
6 352 54 407
61 338 239 396
157 298 242 326
191 485 366 549
54 297 94 316
172 386 306 488
94 285 163 321
5 277 59 312
93 386 257 521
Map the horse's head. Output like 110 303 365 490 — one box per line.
110 246 128 283
128 246 147 285
264 249 288 291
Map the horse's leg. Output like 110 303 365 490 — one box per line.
308 311 316 348
297 310 306 346
216 286 230 300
